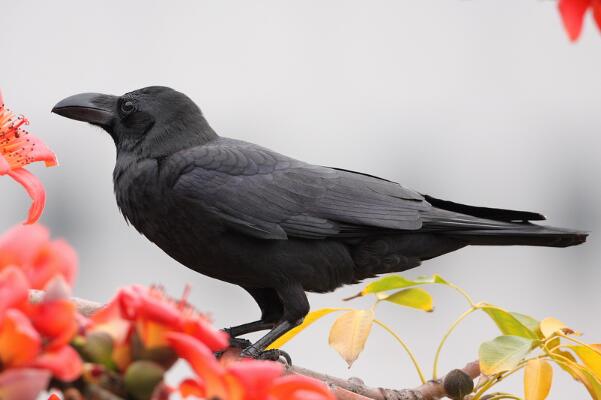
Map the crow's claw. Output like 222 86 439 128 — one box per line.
229 337 253 349
240 347 292 365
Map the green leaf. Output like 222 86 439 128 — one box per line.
416 274 449 285
480 305 538 340
479 335 534 375
267 308 346 350
512 312 541 336
358 274 449 296
382 288 434 312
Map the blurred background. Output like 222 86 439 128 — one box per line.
1 0 600 397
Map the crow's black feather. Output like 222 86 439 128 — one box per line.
52 86 588 357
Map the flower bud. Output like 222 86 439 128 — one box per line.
443 369 474 400
82 331 114 367
124 360 165 400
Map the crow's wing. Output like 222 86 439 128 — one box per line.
170 138 430 240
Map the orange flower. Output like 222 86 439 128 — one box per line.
167 332 336 400
0 90 57 224
558 0 601 41
0 224 77 290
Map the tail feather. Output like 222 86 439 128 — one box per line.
445 224 588 248
422 194 588 248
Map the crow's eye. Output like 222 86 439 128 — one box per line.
121 101 135 114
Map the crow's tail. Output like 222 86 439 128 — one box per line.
421 194 588 248
445 224 588 248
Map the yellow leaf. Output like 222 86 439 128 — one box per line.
579 369 601 399
540 317 579 339
381 288 434 312
568 365 601 399
328 309 374 367
267 308 345 350
570 344 601 381
549 349 601 399
524 359 553 400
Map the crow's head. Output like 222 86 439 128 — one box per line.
52 86 216 156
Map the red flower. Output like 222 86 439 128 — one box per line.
88 285 229 371
0 224 77 290
558 0 601 41
0 267 82 391
167 332 336 400
0 90 57 224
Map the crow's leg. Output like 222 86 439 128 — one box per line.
224 287 284 340
240 284 309 363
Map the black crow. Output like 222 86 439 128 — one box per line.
52 86 587 359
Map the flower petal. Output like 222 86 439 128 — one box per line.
0 368 51 400
0 266 29 315
183 316 229 352
28 239 78 289
592 0 601 30
179 378 205 399
136 288 183 329
137 319 170 348
0 224 49 268
166 332 227 399
30 299 77 349
558 0 592 41
225 360 283 400
32 345 83 382
90 299 133 345
0 90 57 172
7 168 46 224
269 375 336 400
0 309 41 367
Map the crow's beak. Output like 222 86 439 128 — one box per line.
52 93 118 128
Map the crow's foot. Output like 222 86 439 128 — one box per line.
240 346 292 366
229 337 253 350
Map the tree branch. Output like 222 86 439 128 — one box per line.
28 290 481 400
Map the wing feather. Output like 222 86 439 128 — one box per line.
171 138 429 239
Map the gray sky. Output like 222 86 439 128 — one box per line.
2 1 600 398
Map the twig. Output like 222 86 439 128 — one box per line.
29 291 481 400
290 361 480 400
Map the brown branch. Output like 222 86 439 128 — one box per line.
29 291 481 400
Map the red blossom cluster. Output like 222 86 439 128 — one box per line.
0 222 336 400
84 285 335 399
0 226 81 400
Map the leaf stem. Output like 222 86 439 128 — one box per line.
485 394 523 400
373 318 426 384
432 306 478 379
472 361 528 400
446 281 476 307
559 334 601 355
